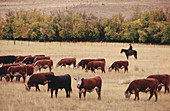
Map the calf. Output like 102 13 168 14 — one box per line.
34 59 53 72
45 74 72 98
6 65 34 82
76 58 105 70
25 72 54 91
109 61 129 72
33 56 50 63
56 58 76 68
125 78 159 102
85 61 105 73
0 64 19 80
147 74 169 93
74 76 102 100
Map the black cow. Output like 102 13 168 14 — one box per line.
45 74 72 98
0 55 16 64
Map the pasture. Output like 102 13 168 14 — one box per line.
0 40 170 111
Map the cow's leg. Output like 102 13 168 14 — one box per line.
83 91 86 100
96 87 101 100
55 89 58 98
51 89 54 98
164 84 169 93
65 88 69 98
10 75 14 82
47 84 50 92
134 91 139 100
154 91 158 102
22 75 26 83
148 90 154 101
49 66 52 72
79 93 82 99
35 84 40 91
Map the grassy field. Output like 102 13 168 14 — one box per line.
0 40 170 111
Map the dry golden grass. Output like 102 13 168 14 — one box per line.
0 40 170 111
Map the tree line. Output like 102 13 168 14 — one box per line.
0 9 169 44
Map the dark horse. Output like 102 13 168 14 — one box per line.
121 49 137 59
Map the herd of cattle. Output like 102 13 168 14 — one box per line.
0 55 169 101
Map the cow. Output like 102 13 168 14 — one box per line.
0 55 17 64
0 64 19 81
33 56 50 63
34 59 53 72
15 55 31 63
157 75 170 93
74 76 102 100
108 61 129 72
85 61 105 73
22 56 35 64
25 72 54 91
147 74 169 93
56 58 76 68
45 74 72 98
76 58 105 70
125 78 159 102
6 65 34 82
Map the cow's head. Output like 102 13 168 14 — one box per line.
74 77 83 89
124 91 131 99
108 67 112 72
76 64 79 68
25 84 31 91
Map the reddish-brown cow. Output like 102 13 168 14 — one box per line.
109 61 129 72
85 61 105 73
76 58 105 70
56 58 76 68
147 74 169 93
34 59 53 72
25 72 54 91
125 78 159 102
0 64 19 81
6 65 34 82
74 76 102 100
15 55 31 63
33 56 50 63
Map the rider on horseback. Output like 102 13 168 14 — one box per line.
128 44 133 50
128 44 133 54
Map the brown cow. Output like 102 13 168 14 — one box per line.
0 64 19 81
22 56 35 64
147 74 169 93
33 56 50 63
15 55 31 63
76 58 105 70
25 72 54 91
56 58 76 68
34 59 53 72
85 61 105 73
74 76 102 100
125 78 159 102
6 65 34 82
109 61 129 72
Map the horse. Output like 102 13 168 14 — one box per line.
120 49 137 59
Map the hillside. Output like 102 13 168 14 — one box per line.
0 0 170 18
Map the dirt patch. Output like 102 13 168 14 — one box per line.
0 0 170 18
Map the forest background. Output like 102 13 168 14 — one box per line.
0 0 169 44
